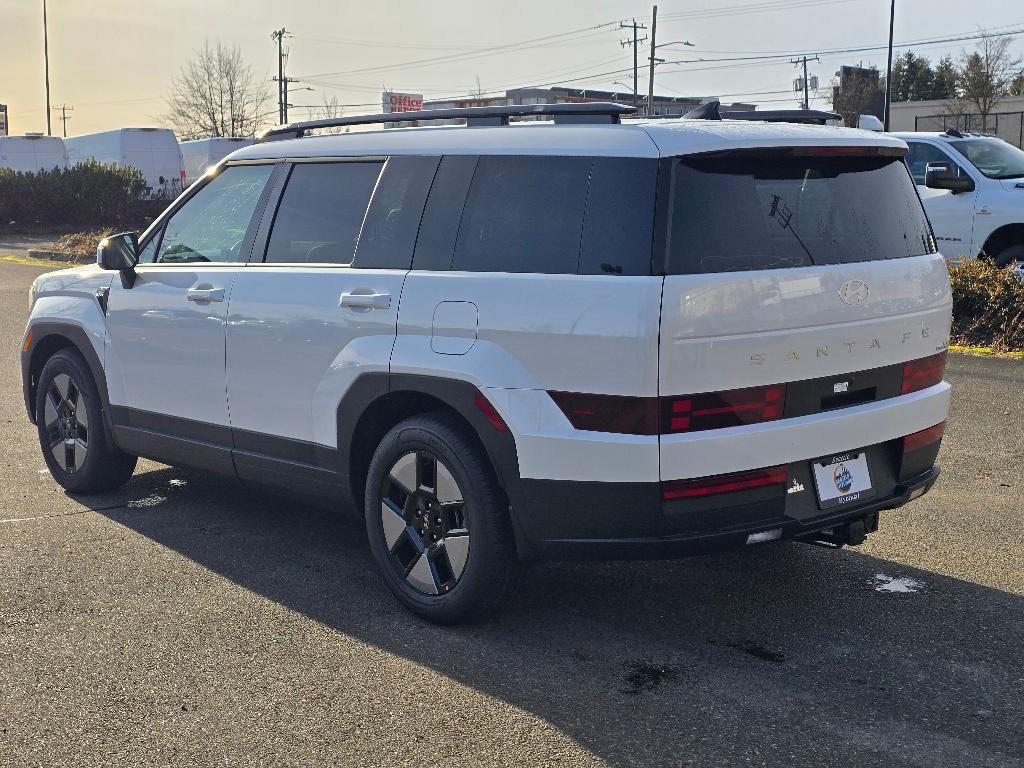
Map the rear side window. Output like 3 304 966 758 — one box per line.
353 156 439 270
664 150 935 274
579 157 657 275
452 156 591 273
264 161 383 264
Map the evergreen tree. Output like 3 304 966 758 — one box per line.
931 56 959 100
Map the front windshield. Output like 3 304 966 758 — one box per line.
949 138 1024 180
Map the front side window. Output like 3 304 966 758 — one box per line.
949 138 1024 180
905 141 956 185
665 149 936 274
453 155 591 274
153 164 273 263
264 161 383 264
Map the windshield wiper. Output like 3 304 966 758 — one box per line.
768 194 814 263
995 172 1024 180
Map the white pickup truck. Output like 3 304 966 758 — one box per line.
895 130 1024 268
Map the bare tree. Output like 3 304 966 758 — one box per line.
308 94 343 120
829 67 884 127
952 31 1021 130
163 41 270 140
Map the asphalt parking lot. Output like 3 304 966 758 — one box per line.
1 258 1022 768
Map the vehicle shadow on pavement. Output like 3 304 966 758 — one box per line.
86 465 1024 767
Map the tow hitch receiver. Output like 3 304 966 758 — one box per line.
799 513 879 548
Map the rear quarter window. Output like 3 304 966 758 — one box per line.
452 155 591 274
664 149 936 275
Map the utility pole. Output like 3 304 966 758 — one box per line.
790 54 820 109
884 0 895 130
271 28 290 124
53 104 73 137
620 19 648 109
647 5 658 117
43 0 51 136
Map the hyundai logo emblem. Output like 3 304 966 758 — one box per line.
839 279 869 305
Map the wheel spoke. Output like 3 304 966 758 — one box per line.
71 438 88 471
416 452 437 493
43 389 61 431
381 498 409 551
76 401 89 431
441 532 470 581
435 462 462 504
388 452 417 496
406 552 440 595
52 374 71 403
50 435 66 467
66 379 80 411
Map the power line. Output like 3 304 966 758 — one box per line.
294 20 621 80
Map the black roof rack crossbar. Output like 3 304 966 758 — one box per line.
257 102 636 142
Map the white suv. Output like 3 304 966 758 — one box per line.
896 130 1024 267
22 104 952 622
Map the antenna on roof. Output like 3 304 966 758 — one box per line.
683 100 722 120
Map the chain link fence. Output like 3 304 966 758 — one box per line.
914 111 1024 148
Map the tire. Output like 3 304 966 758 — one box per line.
993 244 1024 271
35 348 137 494
364 413 521 624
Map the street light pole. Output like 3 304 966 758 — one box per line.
884 0 895 130
43 0 51 136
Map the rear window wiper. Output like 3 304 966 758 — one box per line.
768 194 814 263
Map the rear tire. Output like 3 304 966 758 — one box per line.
364 413 521 624
35 349 137 494
993 244 1024 272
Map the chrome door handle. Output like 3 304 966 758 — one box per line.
340 291 391 310
186 287 225 303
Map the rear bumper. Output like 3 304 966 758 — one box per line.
516 461 940 561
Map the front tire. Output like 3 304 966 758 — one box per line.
35 349 137 494
364 413 520 623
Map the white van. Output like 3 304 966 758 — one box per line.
179 137 254 187
65 128 185 198
0 134 68 173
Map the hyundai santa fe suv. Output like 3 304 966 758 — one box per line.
21 103 951 623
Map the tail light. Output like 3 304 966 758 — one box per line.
902 351 946 395
662 465 788 500
549 384 785 436
546 392 659 435
662 384 785 433
903 421 945 453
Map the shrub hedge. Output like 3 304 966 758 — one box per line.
948 258 1024 351
0 161 167 229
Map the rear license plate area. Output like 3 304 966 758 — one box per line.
812 451 877 509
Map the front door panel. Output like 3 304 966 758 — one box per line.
105 266 236 428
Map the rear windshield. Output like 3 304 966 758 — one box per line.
664 149 935 274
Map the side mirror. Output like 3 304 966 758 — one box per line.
925 163 975 194
97 232 139 288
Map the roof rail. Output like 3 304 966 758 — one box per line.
256 102 636 142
